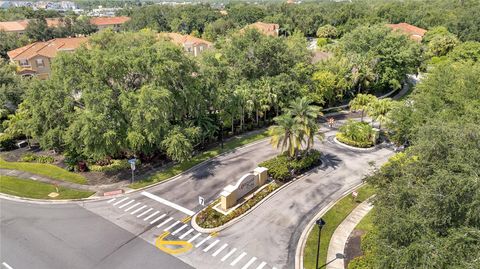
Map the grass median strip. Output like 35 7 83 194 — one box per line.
0 175 94 199
129 130 270 189
0 157 87 184
303 184 376 269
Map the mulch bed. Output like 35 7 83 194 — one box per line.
344 229 366 268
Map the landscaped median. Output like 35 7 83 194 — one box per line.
303 184 376 269
0 157 87 184
0 175 94 200
129 130 270 189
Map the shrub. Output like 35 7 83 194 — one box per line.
20 153 54 163
260 149 322 181
89 159 133 172
337 120 375 148
0 134 16 151
317 37 328 47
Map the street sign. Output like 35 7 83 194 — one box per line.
198 196 205 206
128 158 137 171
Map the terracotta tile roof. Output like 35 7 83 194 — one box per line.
244 22 279 36
159 32 213 47
0 18 62 32
386 23 427 41
7 37 88 60
90 16 130 26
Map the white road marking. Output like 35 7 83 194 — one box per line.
172 224 188 235
141 191 195 216
130 205 147 215
118 200 134 209
187 232 202 243
125 202 141 212
230 252 247 266
256 262 267 269
107 198 116 203
143 211 159 221
137 208 153 218
221 248 237 262
2 262 13 269
157 217 173 228
113 197 128 206
150 214 166 224
212 243 228 257
164 220 180 231
241 257 257 269
179 228 194 239
203 239 219 252
195 235 211 248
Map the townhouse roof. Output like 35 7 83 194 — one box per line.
7 37 88 60
386 22 427 41
159 32 213 47
0 18 62 32
89 16 130 26
244 22 279 36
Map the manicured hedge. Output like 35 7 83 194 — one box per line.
20 153 55 163
89 159 132 172
259 149 322 181
336 133 374 148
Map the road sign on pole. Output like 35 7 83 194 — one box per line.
128 158 137 183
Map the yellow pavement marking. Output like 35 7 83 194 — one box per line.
181 216 192 223
155 231 193 255
210 231 219 238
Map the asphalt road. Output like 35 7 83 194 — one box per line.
0 199 193 269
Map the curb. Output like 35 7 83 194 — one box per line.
0 191 101 204
294 182 366 269
333 137 377 152
191 159 327 234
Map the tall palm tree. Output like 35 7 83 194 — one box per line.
367 98 394 130
349 94 376 122
268 113 304 158
288 97 322 150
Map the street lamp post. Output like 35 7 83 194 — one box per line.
315 218 326 269
220 120 224 149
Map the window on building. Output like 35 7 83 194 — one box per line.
19 59 29 66
36 58 45 68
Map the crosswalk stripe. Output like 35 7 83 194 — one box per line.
187 232 202 243
164 220 180 231
172 224 188 235
221 248 237 262
107 198 116 203
203 239 220 252
130 205 147 215
150 214 166 224
113 197 128 206
241 257 257 269
212 243 229 257
230 252 247 266
256 262 267 269
118 200 134 209
137 208 153 218
125 202 141 212
195 235 211 248
179 228 194 239
157 217 173 228
143 211 159 221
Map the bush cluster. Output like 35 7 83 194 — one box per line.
0 134 16 151
336 120 376 148
259 150 322 181
88 159 133 172
20 153 54 163
336 133 374 148
197 183 279 228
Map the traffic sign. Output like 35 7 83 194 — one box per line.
199 196 205 206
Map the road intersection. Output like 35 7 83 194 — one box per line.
1 123 394 269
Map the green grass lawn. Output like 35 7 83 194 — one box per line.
0 157 87 184
303 184 376 269
129 130 270 189
0 175 94 199
355 208 374 232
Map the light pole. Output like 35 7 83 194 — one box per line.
315 218 326 269
220 120 224 149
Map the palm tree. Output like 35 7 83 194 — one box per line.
367 98 394 130
288 97 322 150
349 94 376 122
268 113 304 158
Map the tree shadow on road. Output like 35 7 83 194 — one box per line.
321 153 342 170
190 159 221 180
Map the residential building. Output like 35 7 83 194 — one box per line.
89 16 130 31
386 22 427 42
7 37 88 79
159 33 213 57
243 22 280 37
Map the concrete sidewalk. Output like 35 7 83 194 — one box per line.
326 198 374 269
